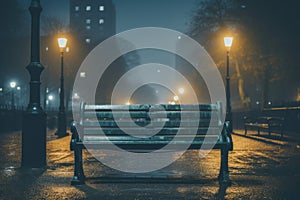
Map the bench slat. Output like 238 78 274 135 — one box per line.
83 127 220 136
77 141 228 151
85 104 219 111
83 120 220 127
84 110 216 119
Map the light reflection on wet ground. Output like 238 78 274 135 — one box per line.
0 130 300 199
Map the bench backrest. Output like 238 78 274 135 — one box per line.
77 102 225 145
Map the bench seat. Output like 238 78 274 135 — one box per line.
244 116 284 137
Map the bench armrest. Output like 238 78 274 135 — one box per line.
70 121 80 151
222 121 233 151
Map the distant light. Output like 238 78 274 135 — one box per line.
157 69 160 73
256 101 260 105
178 36 182 39
224 37 233 47
57 38 68 49
73 93 79 99
99 5 104 11
155 90 159 94
126 101 131 105
10 82 16 88
241 5 246 9
86 5 91 11
173 96 179 101
86 19 91 24
99 19 104 24
0 88 3 92
170 101 175 105
85 38 91 43
45 47 49 51
17 86 21 90
178 88 184 94
268 101 272 105
66 47 70 53
48 95 54 101
80 72 86 78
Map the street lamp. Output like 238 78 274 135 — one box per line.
178 88 185 94
56 37 68 137
224 36 233 133
10 81 16 110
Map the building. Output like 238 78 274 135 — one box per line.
69 0 116 50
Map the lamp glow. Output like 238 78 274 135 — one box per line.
48 95 54 101
57 38 68 49
10 82 16 88
224 37 233 48
178 88 184 94
173 95 179 101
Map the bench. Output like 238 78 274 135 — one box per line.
244 116 284 137
70 102 233 185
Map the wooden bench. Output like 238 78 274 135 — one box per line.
70 102 233 185
244 116 284 137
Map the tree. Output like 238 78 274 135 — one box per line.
189 0 285 109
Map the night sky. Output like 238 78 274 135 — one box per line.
1 0 300 106
20 0 196 33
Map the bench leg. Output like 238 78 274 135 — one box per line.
257 128 260 135
71 146 85 185
244 126 247 135
218 147 230 185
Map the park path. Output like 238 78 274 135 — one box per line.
0 130 300 199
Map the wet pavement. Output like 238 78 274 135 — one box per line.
0 129 300 199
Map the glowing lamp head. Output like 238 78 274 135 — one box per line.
57 38 68 49
10 81 16 88
173 95 179 101
224 37 233 48
48 95 54 101
178 88 184 94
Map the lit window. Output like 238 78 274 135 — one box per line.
85 38 91 43
99 19 104 24
86 19 91 24
86 25 91 30
80 72 86 78
99 5 104 11
86 5 91 11
75 6 79 11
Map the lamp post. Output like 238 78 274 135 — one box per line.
224 37 233 133
56 38 68 137
10 81 16 110
22 0 47 168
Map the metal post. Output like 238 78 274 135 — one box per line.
22 0 47 168
56 51 68 137
226 50 232 133
11 89 15 110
